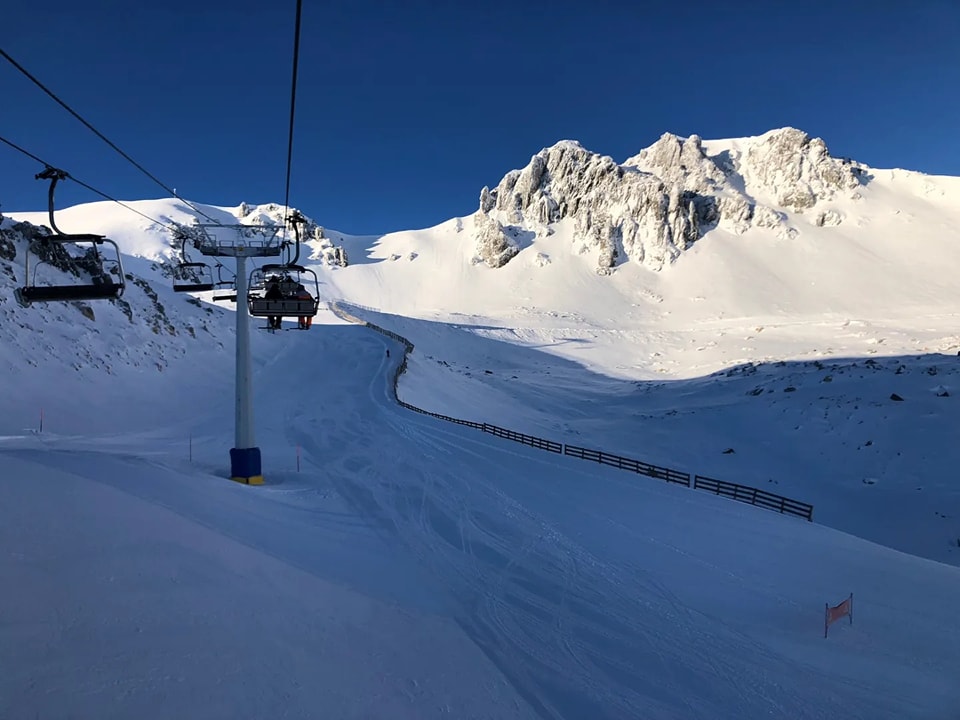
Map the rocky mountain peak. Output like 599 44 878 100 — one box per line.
627 133 726 194
472 127 866 273
740 127 863 210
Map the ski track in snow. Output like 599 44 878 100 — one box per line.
2 320 957 718
281 337 896 720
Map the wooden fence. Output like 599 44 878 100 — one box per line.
564 445 691 486
329 301 814 522
693 475 814 521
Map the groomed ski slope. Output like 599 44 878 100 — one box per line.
3 309 959 720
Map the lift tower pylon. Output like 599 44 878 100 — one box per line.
192 223 285 484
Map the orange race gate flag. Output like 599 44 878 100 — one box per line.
824 593 853 638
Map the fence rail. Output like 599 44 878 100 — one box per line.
693 475 814 521
330 300 814 522
564 445 691 486
482 423 563 453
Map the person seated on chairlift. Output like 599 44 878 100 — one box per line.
265 280 283 329
296 282 314 329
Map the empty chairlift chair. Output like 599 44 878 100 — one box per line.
15 168 125 307
172 262 215 292
171 227 218 292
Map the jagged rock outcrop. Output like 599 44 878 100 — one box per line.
478 141 705 271
628 133 727 195
0 233 15 262
473 210 519 268
474 127 865 272
741 128 862 210
0 219 110 281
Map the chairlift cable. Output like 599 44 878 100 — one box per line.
0 134 176 231
0 46 225 227
281 0 303 224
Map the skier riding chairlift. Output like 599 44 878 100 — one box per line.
265 281 283 329
296 283 314 329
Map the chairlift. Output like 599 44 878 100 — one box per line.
247 212 319 325
247 263 320 319
15 168 125 307
190 222 285 258
172 262 215 292
171 227 220 292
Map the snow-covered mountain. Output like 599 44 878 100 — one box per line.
4 127 960 718
4 125 960 427
4 126 960 553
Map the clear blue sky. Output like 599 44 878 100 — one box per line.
2 0 959 234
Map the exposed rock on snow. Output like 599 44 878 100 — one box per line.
815 209 844 227
0 219 108 283
475 127 865 272
473 210 519 268
0 215 225 372
741 128 862 211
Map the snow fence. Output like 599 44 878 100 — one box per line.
330 301 814 522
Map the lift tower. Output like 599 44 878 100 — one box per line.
193 223 284 484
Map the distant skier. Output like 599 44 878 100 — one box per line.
386 349 390 358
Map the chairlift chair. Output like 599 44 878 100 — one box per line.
15 168 125 307
172 262 215 292
209 264 240 302
171 227 226 292
247 263 320 319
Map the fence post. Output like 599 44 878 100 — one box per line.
39 407 44 433
779 497 786 514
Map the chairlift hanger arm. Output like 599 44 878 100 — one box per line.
36 167 70 236
287 209 305 266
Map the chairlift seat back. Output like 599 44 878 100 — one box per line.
248 297 318 317
16 280 123 306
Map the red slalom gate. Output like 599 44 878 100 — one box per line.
824 593 853 638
